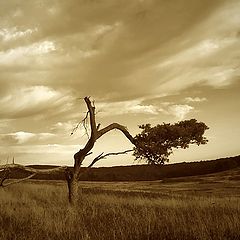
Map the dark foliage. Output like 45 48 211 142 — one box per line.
133 119 209 164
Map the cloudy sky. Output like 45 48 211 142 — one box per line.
0 0 239 167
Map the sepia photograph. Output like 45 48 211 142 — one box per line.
0 0 239 239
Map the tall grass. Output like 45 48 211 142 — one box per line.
0 182 239 240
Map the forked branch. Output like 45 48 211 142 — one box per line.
73 97 136 169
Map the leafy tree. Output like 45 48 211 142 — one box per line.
133 119 209 164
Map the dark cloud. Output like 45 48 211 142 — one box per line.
0 0 226 99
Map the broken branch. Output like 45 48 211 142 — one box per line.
0 164 68 187
0 164 68 174
1 173 37 187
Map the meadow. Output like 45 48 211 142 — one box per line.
0 168 239 240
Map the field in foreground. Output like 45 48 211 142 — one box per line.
0 169 240 240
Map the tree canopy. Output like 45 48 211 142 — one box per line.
133 119 209 164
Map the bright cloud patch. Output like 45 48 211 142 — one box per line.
185 97 207 103
94 23 119 36
0 131 55 145
168 104 194 120
0 40 56 65
204 67 238 88
97 99 160 116
1 85 59 108
0 86 70 119
0 27 37 42
12 131 35 144
160 39 222 68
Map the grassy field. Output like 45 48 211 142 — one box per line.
0 168 239 240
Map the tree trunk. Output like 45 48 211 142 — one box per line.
67 176 79 206
66 156 83 206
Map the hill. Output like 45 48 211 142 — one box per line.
3 155 240 181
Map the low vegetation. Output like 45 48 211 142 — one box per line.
0 168 239 240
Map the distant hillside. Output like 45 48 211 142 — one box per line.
3 155 240 181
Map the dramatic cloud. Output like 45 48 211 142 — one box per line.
0 0 239 165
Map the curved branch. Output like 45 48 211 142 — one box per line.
97 123 135 144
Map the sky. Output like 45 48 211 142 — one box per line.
0 0 239 167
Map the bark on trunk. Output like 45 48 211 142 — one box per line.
67 177 79 205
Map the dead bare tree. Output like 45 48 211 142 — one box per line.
66 97 136 205
0 97 136 205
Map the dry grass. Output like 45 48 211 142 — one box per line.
0 175 240 240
